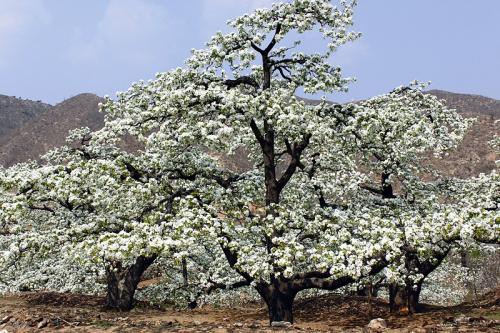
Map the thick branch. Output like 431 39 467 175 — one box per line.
360 184 384 196
205 279 250 295
28 204 55 214
219 234 255 284
189 279 250 309
271 57 307 67
277 134 311 191
224 76 259 90
139 188 195 218
250 119 266 148
290 257 388 293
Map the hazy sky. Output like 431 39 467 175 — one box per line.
0 0 499 105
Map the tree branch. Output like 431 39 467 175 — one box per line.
291 257 388 292
263 23 282 54
250 119 266 148
224 76 259 90
277 134 311 191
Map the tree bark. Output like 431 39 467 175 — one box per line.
181 258 188 287
389 283 406 313
257 284 297 324
104 255 156 311
356 287 369 297
389 282 422 314
356 283 378 297
406 281 422 314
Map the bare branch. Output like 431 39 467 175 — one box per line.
275 66 293 82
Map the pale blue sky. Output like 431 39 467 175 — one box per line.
0 0 499 104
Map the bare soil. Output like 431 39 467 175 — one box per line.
0 291 498 332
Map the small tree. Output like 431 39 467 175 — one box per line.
339 85 473 313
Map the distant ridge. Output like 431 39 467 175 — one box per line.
427 90 500 118
423 90 498 177
0 95 51 147
0 93 104 167
0 90 497 178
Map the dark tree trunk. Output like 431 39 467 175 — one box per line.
392 252 425 314
356 287 369 297
389 281 423 314
356 283 378 297
460 251 469 267
389 283 406 313
258 284 297 324
406 281 423 314
398 249 450 314
105 255 156 311
181 258 188 287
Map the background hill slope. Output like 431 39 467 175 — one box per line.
0 90 498 178
0 95 51 147
0 94 103 167
426 90 498 177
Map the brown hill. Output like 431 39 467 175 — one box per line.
0 95 51 147
0 94 104 167
428 90 500 118
0 90 497 178
426 90 499 177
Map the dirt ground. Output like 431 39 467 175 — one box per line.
0 291 498 332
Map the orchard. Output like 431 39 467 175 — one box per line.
0 0 498 329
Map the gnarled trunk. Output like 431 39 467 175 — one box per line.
105 255 156 311
257 284 297 324
356 283 379 297
389 281 422 314
390 249 450 314
389 283 406 313
406 281 422 314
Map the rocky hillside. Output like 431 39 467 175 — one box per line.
0 91 498 178
428 90 500 118
0 94 104 167
0 95 51 147
426 90 499 177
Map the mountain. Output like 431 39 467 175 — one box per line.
426 90 499 177
428 90 500 118
0 95 51 147
0 90 497 178
0 94 104 167
224 91 499 177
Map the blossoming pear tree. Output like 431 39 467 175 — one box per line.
1 163 103 295
338 84 478 313
96 0 406 323
0 0 496 325
0 129 213 310
91 0 498 322
381 170 498 314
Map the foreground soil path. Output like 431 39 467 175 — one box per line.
0 292 498 332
